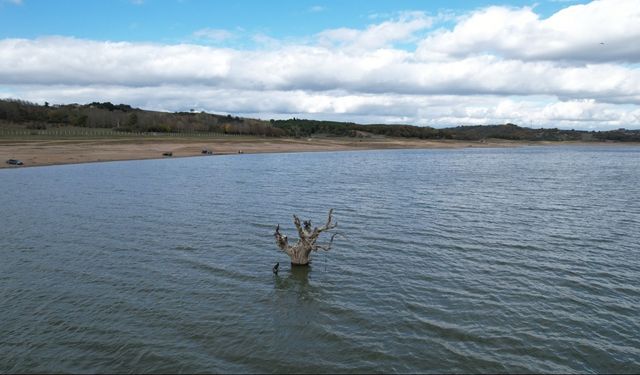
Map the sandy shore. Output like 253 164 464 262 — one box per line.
0 136 633 168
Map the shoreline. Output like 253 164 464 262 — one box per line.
1 136 638 169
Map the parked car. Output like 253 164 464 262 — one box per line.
6 159 23 165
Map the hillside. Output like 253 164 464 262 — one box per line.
1 99 639 142
0 99 281 136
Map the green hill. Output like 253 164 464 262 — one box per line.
1 99 639 142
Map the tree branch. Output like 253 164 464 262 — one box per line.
310 209 337 241
314 233 337 252
293 214 307 240
274 224 289 252
318 209 337 232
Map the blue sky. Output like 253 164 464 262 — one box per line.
1 0 584 43
1 0 639 130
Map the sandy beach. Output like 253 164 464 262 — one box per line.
0 136 496 168
0 135 632 168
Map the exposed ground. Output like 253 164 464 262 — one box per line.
0 134 633 168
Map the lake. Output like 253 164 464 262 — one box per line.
1 146 639 373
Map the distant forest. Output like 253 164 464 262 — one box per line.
1 99 639 142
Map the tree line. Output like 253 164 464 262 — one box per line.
1 99 639 142
0 99 284 136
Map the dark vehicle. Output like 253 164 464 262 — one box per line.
6 159 24 165
162 152 173 157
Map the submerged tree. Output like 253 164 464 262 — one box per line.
274 209 338 266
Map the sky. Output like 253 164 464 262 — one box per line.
1 0 639 130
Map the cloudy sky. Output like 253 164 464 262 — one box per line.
1 0 639 130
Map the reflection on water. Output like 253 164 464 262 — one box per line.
1 146 640 373
274 265 312 291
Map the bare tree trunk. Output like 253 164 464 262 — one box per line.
274 209 337 266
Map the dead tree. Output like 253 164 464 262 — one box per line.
274 209 337 266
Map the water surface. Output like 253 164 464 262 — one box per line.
1 146 639 373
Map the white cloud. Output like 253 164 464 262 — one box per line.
251 33 282 48
417 0 640 62
317 11 432 49
2 37 638 103
309 5 325 13
192 28 235 42
0 1 639 130
0 37 232 86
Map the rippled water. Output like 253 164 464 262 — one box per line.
1 146 640 373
